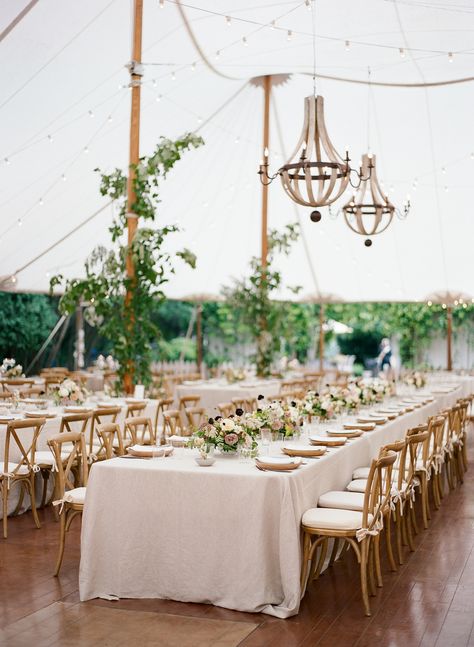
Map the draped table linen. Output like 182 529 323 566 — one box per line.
79 384 470 617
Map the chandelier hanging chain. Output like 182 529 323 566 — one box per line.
311 0 317 97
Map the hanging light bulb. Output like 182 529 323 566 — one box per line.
399 48 406 58
39 197 44 206
47 134 53 143
88 110 94 118
171 71 176 80
215 50 220 59
4 157 10 165
345 40 350 50
191 62 196 71
442 166 446 173
270 20 276 30
17 219 22 227
448 51 453 63
242 36 248 46
156 94 162 102
287 30 293 41
225 15 231 26
107 114 113 123
152 79 157 87
84 146 89 154
305 0 311 9
61 173 67 181
159 0 164 8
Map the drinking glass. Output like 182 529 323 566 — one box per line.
260 429 272 455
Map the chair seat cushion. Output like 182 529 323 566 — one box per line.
352 466 370 479
2 463 30 476
35 450 70 466
318 490 365 512
302 507 373 531
63 486 86 505
347 478 408 494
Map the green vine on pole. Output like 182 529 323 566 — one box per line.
222 223 301 377
50 133 204 390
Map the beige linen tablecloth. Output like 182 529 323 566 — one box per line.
79 387 467 617
175 379 281 414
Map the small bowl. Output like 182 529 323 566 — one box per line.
195 456 216 467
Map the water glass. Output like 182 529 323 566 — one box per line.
260 429 272 455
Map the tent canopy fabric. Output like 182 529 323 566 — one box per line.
1 0 473 302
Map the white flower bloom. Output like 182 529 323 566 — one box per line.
220 418 235 432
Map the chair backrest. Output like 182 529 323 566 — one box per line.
125 401 147 419
380 438 407 493
457 399 469 434
362 450 397 531
425 415 446 466
162 410 185 438
96 423 125 459
59 411 93 435
1 378 35 393
124 416 154 445
89 406 122 453
405 425 429 485
178 395 201 412
217 402 233 417
47 431 88 495
0 391 13 400
18 385 45 398
3 418 45 476
154 397 174 433
185 407 207 430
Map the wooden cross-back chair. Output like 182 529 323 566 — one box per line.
123 402 147 444
124 416 155 446
457 398 469 473
96 423 125 459
184 407 207 431
35 411 93 509
1 417 45 538
1 378 35 393
0 391 13 401
154 397 174 443
47 431 88 575
162 410 186 439
178 395 201 413
89 406 121 459
301 450 397 616
18 385 45 398
404 425 429 538
426 414 448 510
217 402 233 417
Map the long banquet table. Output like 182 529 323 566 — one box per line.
79 382 472 617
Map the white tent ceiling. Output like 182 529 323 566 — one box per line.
1 0 473 301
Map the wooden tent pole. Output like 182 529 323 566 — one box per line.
261 75 271 268
124 0 144 394
319 303 325 372
196 303 203 375
447 305 453 371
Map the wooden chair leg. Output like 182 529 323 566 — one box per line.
54 511 67 576
329 537 340 566
360 539 371 617
420 475 429 529
405 509 415 552
2 485 8 539
368 539 376 597
462 438 468 472
310 537 328 582
40 469 50 508
395 512 404 565
410 502 419 535
374 533 383 587
385 512 397 572
29 475 41 530
457 450 465 484
12 482 25 516
300 532 311 593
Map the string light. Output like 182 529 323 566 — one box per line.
345 40 350 50
197 116 203 124
191 62 196 71
107 115 113 123
39 197 44 206
448 52 453 63
234 136 240 144
287 30 293 41
215 50 220 59
159 0 164 8
270 20 276 30
4 157 10 165
61 173 67 181
47 134 53 143
11 275 17 284
156 94 162 102
225 15 231 26
88 110 94 118
399 48 405 58
17 219 22 227
83 146 89 154
242 36 248 46
471 152 474 160
305 0 312 9
152 79 157 87
171 71 176 80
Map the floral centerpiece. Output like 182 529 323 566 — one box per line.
342 383 362 411
403 371 426 390
301 390 344 421
190 409 259 453
0 358 24 378
225 367 246 384
249 398 302 438
357 378 392 405
51 378 87 406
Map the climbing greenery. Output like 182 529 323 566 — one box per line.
222 223 300 377
50 133 204 389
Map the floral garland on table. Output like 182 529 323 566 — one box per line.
51 379 87 406
249 398 303 438
403 371 427 389
342 383 362 411
0 358 24 378
224 368 246 384
191 409 259 453
357 378 392 405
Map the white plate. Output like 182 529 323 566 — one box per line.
256 455 300 465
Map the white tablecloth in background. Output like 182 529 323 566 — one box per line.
175 379 281 414
0 399 159 519
79 385 470 617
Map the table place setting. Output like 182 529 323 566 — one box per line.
255 455 303 472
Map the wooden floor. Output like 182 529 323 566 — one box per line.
2 447 474 647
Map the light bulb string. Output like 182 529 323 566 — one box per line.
367 66 371 153
311 0 317 96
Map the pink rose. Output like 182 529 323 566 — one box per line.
272 420 283 431
224 433 238 446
